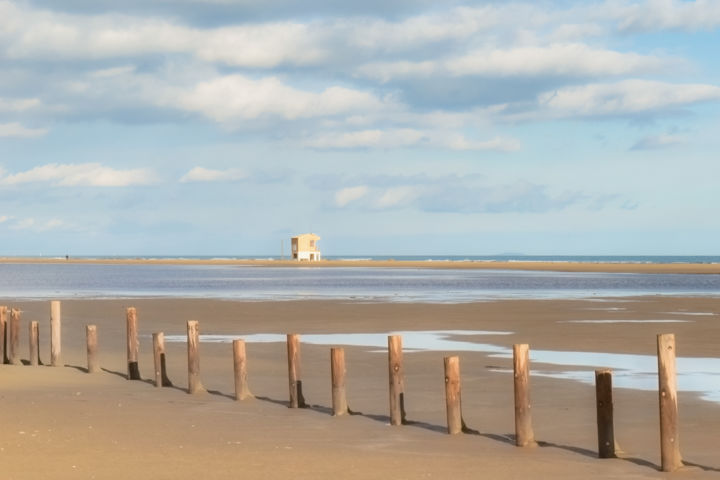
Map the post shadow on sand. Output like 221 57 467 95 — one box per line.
52 364 719 474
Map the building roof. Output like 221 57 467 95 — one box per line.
291 233 320 240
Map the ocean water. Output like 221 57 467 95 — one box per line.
0 262 718 301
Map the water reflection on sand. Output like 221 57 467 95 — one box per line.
164 329 720 404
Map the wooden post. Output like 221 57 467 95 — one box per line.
8 308 21 365
513 343 535 447
595 368 615 458
50 300 61 367
287 334 306 408
126 307 141 380
658 333 683 472
444 355 462 434
29 321 39 366
388 334 406 425
153 332 163 387
152 332 173 387
331 347 348 416
86 325 99 373
187 320 203 394
0 305 7 364
233 339 252 400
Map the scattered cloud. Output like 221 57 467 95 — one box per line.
334 185 368 207
0 163 156 186
360 44 672 82
631 133 686 150
327 174 612 214
0 97 41 111
89 65 137 78
7 217 70 232
170 74 387 123
180 166 247 182
613 0 720 32
303 129 520 151
0 122 47 138
376 186 421 208
535 80 720 118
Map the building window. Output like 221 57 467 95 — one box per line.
309 240 314 247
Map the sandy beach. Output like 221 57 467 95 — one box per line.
2 256 720 274
1 296 720 479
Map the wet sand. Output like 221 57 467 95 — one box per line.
2 256 720 274
2 297 720 479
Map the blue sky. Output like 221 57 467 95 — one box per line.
1 0 719 256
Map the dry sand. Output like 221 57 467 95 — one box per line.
2 297 720 479
2 256 720 274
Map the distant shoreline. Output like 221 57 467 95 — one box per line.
2 257 720 274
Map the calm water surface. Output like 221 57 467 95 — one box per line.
0 263 719 301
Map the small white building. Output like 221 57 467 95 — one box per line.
291 233 321 261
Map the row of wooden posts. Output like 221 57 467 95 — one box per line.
1 302 683 473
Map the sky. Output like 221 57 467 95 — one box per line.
0 0 719 257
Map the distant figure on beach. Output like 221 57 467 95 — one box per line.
65 255 69 260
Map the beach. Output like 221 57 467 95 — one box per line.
2 296 720 479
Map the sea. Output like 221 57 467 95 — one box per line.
0 255 719 302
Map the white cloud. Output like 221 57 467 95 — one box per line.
631 133 686 150
334 185 368 207
8 217 69 232
445 44 670 77
445 135 521 152
304 129 520 152
613 0 720 32
376 186 421 208
0 122 47 138
195 24 327 67
172 74 386 122
536 80 720 117
0 163 156 186
0 215 10 223
305 129 425 149
180 166 247 183
9 218 35 231
89 65 137 78
359 44 672 81
345 6 499 51
0 97 41 111
0 2 327 68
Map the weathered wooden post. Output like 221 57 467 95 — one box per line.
126 307 141 380
388 334 406 425
29 321 39 366
187 320 203 394
50 300 61 367
86 325 99 373
153 332 163 387
0 305 7 364
513 343 535 447
8 308 21 365
287 334 306 408
233 339 252 400
658 333 683 472
152 332 172 387
331 347 348 416
595 368 615 458
444 355 463 434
